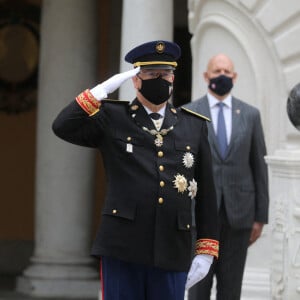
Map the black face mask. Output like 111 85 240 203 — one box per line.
208 75 233 96
139 76 173 105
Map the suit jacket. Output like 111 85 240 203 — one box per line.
52 95 219 272
185 95 269 229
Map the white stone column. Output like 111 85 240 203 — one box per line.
266 146 300 300
17 0 99 298
119 0 174 101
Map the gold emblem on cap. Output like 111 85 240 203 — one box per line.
171 108 177 114
156 41 165 54
131 105 139 111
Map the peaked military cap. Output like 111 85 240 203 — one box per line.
125 40 181 69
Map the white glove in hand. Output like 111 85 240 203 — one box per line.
90 67 140 100
185 254 214 290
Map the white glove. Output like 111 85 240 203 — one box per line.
185 254 214 290
90 67 140 100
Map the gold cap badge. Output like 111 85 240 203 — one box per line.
156 42 165 54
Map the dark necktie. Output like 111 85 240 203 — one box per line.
149 113 162 120
217 102 227 158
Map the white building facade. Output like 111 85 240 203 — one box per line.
16 0 300 299
188 0 300 299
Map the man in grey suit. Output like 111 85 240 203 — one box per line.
185 54 269 300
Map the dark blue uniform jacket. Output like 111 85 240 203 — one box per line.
52 97 218 272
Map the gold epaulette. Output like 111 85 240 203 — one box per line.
181 107 211 122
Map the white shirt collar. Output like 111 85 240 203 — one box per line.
207 93 232 109
143 105 166 117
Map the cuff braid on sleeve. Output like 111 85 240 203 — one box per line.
76 89 101 116
195 239 219 258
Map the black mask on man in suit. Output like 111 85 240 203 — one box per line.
139 76 173 105
209 75 233 96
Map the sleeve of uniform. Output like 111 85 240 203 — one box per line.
194 120 219 258
249 109 269 224
52 89 105 148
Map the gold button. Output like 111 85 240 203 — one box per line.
158 151 164 157
187 224 190 229
159 165 164 171
127 137 132 141
186 145 191 151
158 197 164 204
160 181 165 187
112 209 117 214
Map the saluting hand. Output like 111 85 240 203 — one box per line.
90 67 140 100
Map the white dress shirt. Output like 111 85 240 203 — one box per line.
207 93 232 145
144 105 166 131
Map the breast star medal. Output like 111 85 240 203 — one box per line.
188 179 198 199
173 174 188 193
182 152 194 168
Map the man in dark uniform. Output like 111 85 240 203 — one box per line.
52 40 219 300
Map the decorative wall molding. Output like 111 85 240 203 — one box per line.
266 151 300 299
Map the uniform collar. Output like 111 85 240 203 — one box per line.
129 99 177 130
143 105 166 117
